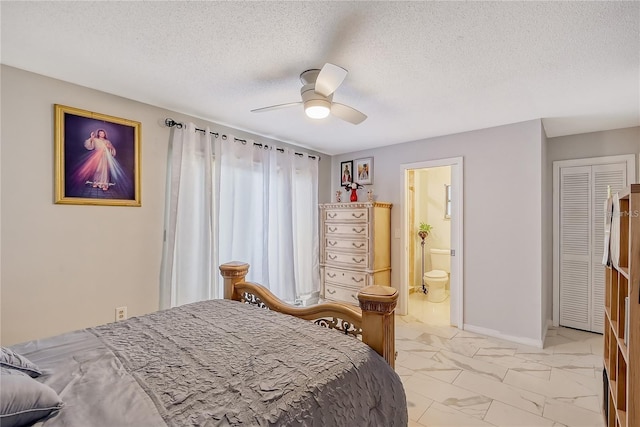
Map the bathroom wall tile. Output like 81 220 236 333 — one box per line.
453 371 546 416
484 401 555 426
418 402 495 426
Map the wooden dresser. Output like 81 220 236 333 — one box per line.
319 202 392 306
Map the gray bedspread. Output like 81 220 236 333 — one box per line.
12 299 407 426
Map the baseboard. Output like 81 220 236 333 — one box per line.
463 323 545 349
540 318 553 347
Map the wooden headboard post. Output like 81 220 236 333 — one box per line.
358 286 398 368
219 262 250 301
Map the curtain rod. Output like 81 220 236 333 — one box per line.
164 118 319 160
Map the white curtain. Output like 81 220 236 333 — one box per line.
160 123 217 309
217 137 319 302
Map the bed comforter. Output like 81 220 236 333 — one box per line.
12 299 407 426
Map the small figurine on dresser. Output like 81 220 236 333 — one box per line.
344 182 363 202
367 188 374 202
336 190 342 202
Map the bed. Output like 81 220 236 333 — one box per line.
1 262 407 427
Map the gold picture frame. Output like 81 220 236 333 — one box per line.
54 104 141 206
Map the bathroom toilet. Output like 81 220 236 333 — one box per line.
423 248 450 302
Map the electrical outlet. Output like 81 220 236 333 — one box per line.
115 306 127 322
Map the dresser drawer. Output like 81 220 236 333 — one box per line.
325 250 368 268
324 209 368 222
326 238 368 252
324 282 360 305
324 267 367 287
325 224 368 237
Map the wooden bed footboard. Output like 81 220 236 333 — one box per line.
220 262 398 368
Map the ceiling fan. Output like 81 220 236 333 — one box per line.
251 63 367 125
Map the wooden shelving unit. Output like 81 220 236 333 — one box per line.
603 184 639 427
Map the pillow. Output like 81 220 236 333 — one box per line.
0 348 42 378
0 367 63 427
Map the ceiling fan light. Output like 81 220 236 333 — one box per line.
304 99 331 119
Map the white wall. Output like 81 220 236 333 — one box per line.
332 120 545 343
0 66 331 345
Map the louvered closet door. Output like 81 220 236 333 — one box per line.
560 166 592 331
591 164 627 333
559 162 628 333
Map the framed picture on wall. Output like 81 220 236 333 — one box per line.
340 160 354 185
354 157 373 185
54 104 141 206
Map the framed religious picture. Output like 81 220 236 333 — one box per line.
54 104 141 206
340 160 354 186
354 157 373 185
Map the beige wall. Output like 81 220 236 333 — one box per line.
0 66 330 345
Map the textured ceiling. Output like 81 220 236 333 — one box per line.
1 1 638 155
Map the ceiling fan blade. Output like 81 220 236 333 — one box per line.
331 103 367 125
251 102 302 113
315 63 348 97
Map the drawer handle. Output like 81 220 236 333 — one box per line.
352 228 365 234
327 289 336 294
328 213 337 218
351 294 358 301
351 213 365 218
327 273 336 278
352 242 365 249
351 277 364 283
352 257 365 264
328 241 338 246
328 254 337 260
328 227 338 232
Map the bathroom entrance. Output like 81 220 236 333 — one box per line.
399 158 463 328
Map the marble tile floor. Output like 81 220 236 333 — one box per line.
396 313 605 427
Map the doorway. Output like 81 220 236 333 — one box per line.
399 157 463 328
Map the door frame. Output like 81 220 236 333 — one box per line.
399 157 464 328
552 154 636 327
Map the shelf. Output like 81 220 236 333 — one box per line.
617 337 628 364
604 185 637 427
618 267 629 280
618 409 627 427
610 379 617 402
